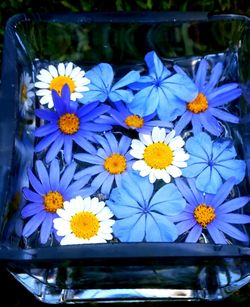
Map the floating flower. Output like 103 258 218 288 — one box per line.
130 127 189 183
74 132 134 196
34 84 111 164
53 196 114 245
21 159 93 244
182 132 246 194
126 51 198 121
79 63 140 104
94 101 173 134
173 177 250 244
35 62 90 108
19 72 35 118
174 59 241 136
107 172 186 242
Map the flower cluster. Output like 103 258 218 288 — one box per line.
19 51 250 246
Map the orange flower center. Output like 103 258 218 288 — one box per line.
58 113 80 135
49 76 75 96
43 191 64 213
193 203 216 228
70 212 100 239
187 93 208 114
104 153 127 174
143 142 173 169
124 115 144 129
21 84 27 102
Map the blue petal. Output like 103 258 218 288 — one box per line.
61 84 71 104
121 172 153 205
100 174 114 196
195 59 208 91
105 132 119 152
74 153 103 165
112 214 145 242
91 171 109 190
212 138 236 162
79 88 107 104
93 134 111 156
145 51 171 79
186 178 205 205
174 111 192 135
196 166 222 194
35 130 61 153
185 224 202 243
216 213 250 224
176 219 196 235
74 165 103 180
59 162 76 191
112 70 140 90
28 169 46 195
79 105 110 122
73 134 96 154
209 108 239 124
149 183 186 216
210 177 236 207
64 135 73 164
191 115 202 134
35 109 58 121
45 134 64 163
107 200 140 220
49 159 60 190
199 111 222 136
77 101 99 117
65 175 91 199
23 188 43 203
35 160 50 192
185 132 211 160
145 213 178 242
22 211 47 238
40 214 53 244
34 123 58 137
157 86 186 121
175 178 199 207
203 62 223 95
215 220 249 242
127 86 159 117
216 196 250 214
209 88 241 107
207 222 227 244
128 75 154 90
109 89 134 103
52 90 65 115
207 83 239 101
161 73 198 102
118 135 131 154
21 203 44 218
182 160 208 178
215 160 246 184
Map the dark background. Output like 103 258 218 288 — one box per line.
0 0 250 306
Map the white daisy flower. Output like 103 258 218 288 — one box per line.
53 196 115 245
19 72 35 117
35 62 90 108
130 127 189 184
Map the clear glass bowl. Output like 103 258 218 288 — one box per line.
0 12 250 304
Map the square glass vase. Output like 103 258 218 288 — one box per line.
0 12 250 304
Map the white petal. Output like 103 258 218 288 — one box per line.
89 236 106 244
99 225 113 234
173 152 189 162
152 127 162 142
131 139 145 153
58 63 66 76
35 81 50 89
65 62 73 76
75 86 90 92
172 160 187 168
75 77 90 86
100 220 115 228
158 128 166 142
56 209 72 221
139 166 151 177
98 232 113 240
71 92 83 99
164 130 176 144
36 89 51 96
36 74 51 83
70 66 81 79
166 165 182 178
169 136 185 150
139 133 152 146
132 160 148 171
129 149 144 159
60 233 78 245
153 169 165 180
149 171 156 183
96 207 113 221
162 171 171 183
90 200 106 215
81 197 92 211
47 96 54 108
39 95 51 105
48 65 58 78
39 69 53 82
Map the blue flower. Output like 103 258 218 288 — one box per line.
79 63 140 104
34 84 111 164
107 172 186 242
172 177 250 244
74 132 134 196
94 101 173 134
126 51 198 121
21 159 93 244
174 59 241 136
182 132 246 194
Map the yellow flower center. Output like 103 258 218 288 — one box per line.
43 191 64 213
49 76 75 96
124 115 144 129
104 153 127 174
58 113 80 135
21 84 27 102
187 93 208 114
70 212 100 239
193 203 216 228
143 142 173 169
